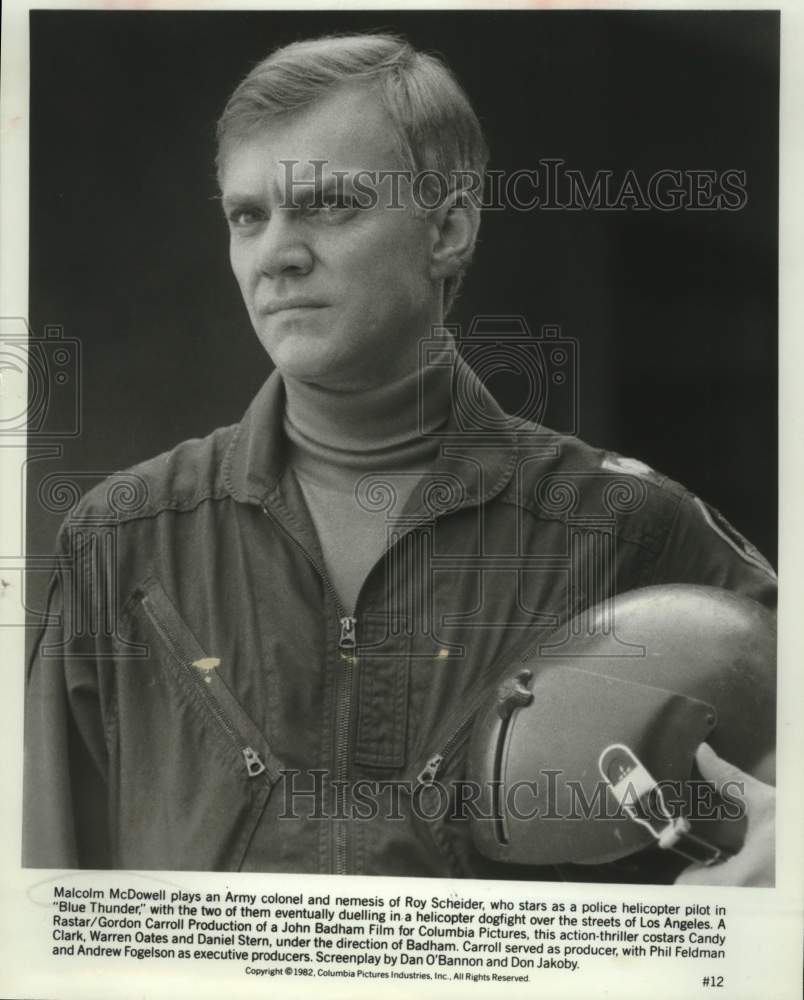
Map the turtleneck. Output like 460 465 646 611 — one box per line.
282 340 453 612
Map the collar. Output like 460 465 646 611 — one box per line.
282 355 450 459
222 356 520 518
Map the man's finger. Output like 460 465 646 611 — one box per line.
695 742 759 793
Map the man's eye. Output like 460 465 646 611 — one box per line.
227 209 263 228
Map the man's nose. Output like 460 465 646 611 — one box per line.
255 211 313 277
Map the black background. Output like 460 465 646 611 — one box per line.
27 9 779 617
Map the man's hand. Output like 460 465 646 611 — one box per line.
676 743 775 887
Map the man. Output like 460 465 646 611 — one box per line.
23 34 775 881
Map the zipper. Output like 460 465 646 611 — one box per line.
241 747 267 778
140 588 268 781
412 708 478 877
412 693 501 877
414 631 550 790
262 500 357 875
414 692 491 788
413 660 538 873
339 616 357 648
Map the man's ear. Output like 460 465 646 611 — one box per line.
428 189 481 282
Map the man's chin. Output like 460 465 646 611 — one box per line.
259 335 343 385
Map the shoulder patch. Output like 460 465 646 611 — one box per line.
693 497 776 579
601 453 664 486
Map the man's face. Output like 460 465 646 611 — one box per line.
220 86 440 390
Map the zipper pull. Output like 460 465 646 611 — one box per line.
339 616 357 649
241 746 267 778
416 754 444 787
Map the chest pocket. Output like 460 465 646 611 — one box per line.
116 577 286 870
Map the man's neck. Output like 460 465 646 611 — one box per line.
281 334 454 477
280 335 455 612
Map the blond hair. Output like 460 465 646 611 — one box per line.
217 33 488 310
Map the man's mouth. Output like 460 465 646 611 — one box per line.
262 299 327 315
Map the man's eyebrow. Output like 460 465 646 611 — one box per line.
219 174 360 212
219 192 264 212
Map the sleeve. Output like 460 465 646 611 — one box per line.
650 491 777 610
23 522 112 869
